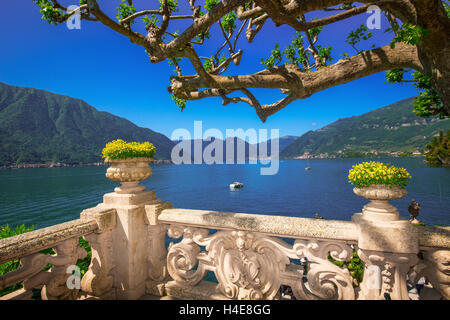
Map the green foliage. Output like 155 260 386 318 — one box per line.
385 69 406 84
385 21 447 119
116 0 137 23
203 58 213 72
203 55 226 72
193 30 211 43
412 72 444 117
205 0 220 12
328 250 364 287
307 24 323 40
142 15 159 29
444 0 450 17
221 12 237 34
159 0 179 13
385 70 445 118
172 95 187 111
102 139 156 159
282 33 310 68
345 24 373 54
317 44 333 66
348 161 411 188
260 43 282 68
77 237 92 276
0 224 36 296
388 24 429 48
33 0 67 25
425 130 450 167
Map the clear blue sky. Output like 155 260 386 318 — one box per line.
0 1 419 139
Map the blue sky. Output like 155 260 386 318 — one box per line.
0 1 419 139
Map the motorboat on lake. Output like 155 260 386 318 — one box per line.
229 182 244 189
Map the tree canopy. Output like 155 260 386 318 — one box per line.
33 0 449 121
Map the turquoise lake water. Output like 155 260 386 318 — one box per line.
0 157 449 229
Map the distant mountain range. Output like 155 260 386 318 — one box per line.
0 82 175 165
1 82 448 166
281 98 450 158
172 135 298 162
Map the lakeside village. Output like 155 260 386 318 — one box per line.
0 151 424 169
295 150 424 159
0 159 173 170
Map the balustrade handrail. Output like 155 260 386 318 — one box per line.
158 208 359 242
158 208 450 249
0 217 98 265
416 225 450 249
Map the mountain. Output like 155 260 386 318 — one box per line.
281 98 450 158
0 82 175 165
256 135 299 156
172 135 298 162
172 137 253 163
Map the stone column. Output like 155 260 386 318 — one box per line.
94 190 157 299
352 188 419 300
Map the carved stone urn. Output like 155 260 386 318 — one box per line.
353 184 407 222
105 157 153 194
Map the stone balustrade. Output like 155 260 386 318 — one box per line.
0 182 449 300
0 208 116 300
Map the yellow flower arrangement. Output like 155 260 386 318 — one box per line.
102 139 156 159
348 161 411 188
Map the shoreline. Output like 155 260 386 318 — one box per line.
0 159 173 170
0 156 427 169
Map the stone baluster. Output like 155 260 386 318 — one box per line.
40 237 88 300
79 207 116 299
144 201 173 297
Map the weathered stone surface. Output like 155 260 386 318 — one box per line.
0 218 98 265
353 213 419 253
416 225 450 248
80 207 116 233
103 190 156 207
96 190 157 299
158 208 358 241
105 158 153 194
165 280 228 300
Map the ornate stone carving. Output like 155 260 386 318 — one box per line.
166 225 356 300
353 184 407 220
288 240 355 300
357 248 418 300
0 252 50 293
414 248 450 299
80 231 115 299
41 238 87 300
105 158 153 194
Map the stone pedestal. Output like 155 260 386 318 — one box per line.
352 185 419 300
96 190 157 299
352 198 419 299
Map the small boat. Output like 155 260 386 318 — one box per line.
229 182 244 189
305 167 311 171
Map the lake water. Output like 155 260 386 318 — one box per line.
0 157 449 229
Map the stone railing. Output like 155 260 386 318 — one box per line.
158 209 359 300
150 208 450 300
0 208 116 300
1 165 449 300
